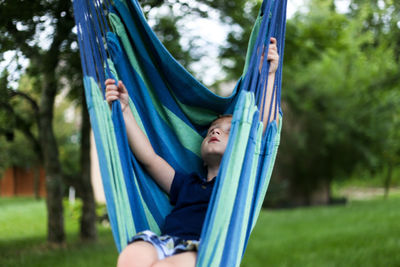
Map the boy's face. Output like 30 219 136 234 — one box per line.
201 117 232 162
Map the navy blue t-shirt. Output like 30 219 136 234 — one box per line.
161 172 215 241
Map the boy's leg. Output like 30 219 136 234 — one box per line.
152 251 197 267
117 241 159 267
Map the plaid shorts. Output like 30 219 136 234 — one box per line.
129 230 199 260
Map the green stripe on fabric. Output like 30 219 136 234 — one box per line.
90 70 161 237
89 78 129 245
168 90 220 126
243 13 263 75
89 78 136 249
108 59 120 81
108 13 145 82
201 92 256 265
106 57 163 234
104 59 161 234
234 121 263 267
251 115 282 231
130 170 161 235
91 79 131 249
104 58 164 235
163 107 204 156
90 80 127 248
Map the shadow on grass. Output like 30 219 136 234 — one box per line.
0 228 118 267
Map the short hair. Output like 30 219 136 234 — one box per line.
210 114 233 126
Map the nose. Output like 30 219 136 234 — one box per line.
211 128 221 135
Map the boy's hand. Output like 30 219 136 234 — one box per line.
105 79 129 112
259 37 279 74
267 37 279 73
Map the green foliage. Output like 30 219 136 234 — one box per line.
139 0 210 79
0 0 81 182
198 0 262 80
332 165 400 191
0 68 81 187
0 133 37 175
0 70 41 174
152 11 194 69
64 198 83 221
273 0 400 201
54 100 80 186
63 198 108 222
0 75 38 171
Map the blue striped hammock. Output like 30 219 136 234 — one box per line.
73 0 287 266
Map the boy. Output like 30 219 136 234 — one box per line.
105 37 279 267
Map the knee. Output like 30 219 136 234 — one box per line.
151 262 174 267
117 242 158 267
117 248 137 267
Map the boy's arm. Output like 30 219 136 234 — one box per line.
105 80 175 193
123 109 175 193
259 37 280 133
260 72 278 133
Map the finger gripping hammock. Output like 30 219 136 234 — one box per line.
73 0 287 266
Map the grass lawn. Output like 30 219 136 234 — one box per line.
0 197 118 267
1 195 399 267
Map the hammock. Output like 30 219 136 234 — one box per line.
72 0 287 266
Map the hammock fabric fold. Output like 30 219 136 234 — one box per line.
73 0 287 266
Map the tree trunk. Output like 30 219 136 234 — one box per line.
33 165 40 200
39 71 65 245
384 163 393 199
37 0 76 245
288 177 332 207
310 179 331 205
79 93 97 241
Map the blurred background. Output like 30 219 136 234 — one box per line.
0 0 399 266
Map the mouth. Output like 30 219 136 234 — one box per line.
208 137 220 143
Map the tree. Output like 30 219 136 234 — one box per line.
199 0 262 80
137 1 198 64
58 31 97 240
271 0 400 205
0 0 92 244
348 0 400 198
